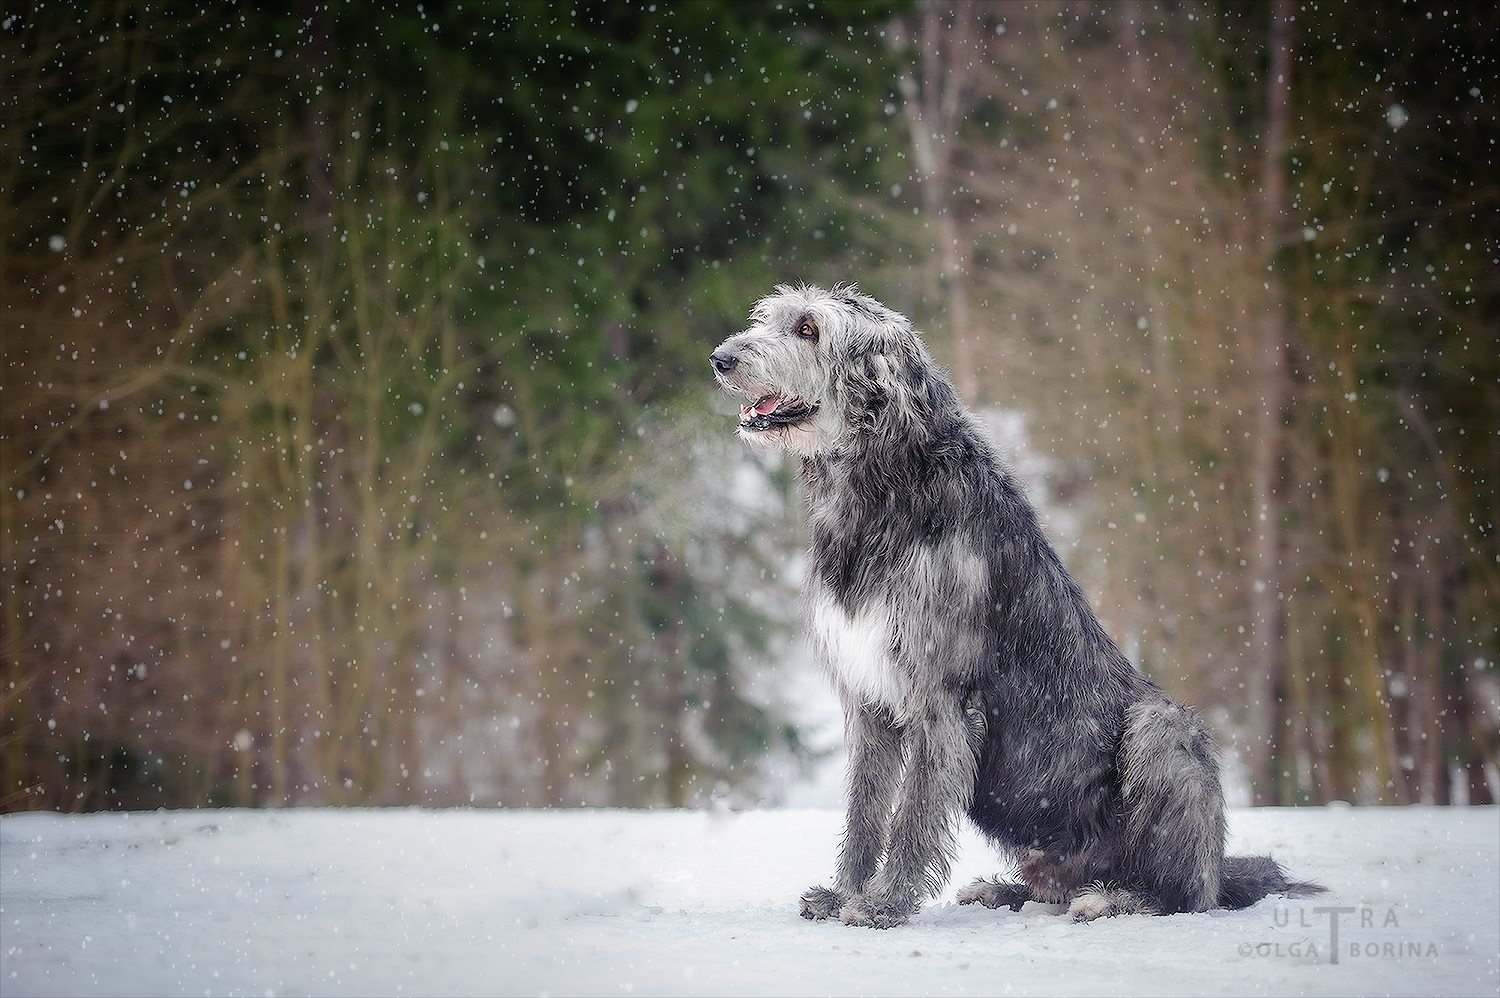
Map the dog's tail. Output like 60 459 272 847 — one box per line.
1218 854 1326 909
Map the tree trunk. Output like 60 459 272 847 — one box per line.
301 0 332 239
1246 0 1293 805
898 4 978 402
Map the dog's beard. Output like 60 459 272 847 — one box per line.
717 376 822 453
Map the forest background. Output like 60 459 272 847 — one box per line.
3 1 1495 813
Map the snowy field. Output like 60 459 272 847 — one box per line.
2 807 1496 998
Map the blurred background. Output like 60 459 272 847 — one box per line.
2 1 1495 813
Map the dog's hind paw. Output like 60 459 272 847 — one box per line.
957 878 1030 912
799 885 846 921
1067 884 1157 922
838 894 912 929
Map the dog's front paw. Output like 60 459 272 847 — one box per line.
838 893 913 929
799 885 846 920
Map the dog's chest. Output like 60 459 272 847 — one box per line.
807 585 910 715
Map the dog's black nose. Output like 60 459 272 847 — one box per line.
710 349 738 374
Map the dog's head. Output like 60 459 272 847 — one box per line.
710 283 917 455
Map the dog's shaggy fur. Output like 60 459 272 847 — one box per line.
711 283 1323 928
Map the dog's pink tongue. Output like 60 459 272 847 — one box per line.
753 395 782 415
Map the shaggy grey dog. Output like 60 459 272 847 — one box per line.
711 283 1323 928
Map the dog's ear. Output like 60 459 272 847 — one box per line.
837 330 939 440
837 340 889 430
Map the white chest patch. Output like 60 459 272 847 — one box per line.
808 587 909 716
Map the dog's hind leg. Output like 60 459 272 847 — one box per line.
1117 699 1226 913
840 700 975 928
801 701 903 920
956 878 1031 912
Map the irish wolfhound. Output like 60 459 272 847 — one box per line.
711 283 1323 928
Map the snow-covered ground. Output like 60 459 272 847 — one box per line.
2 807 1495 997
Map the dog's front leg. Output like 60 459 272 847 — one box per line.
839 701 973 928
800 701 902 921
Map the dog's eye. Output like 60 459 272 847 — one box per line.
796 320 818 341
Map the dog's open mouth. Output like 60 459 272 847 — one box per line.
738 393 818 431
